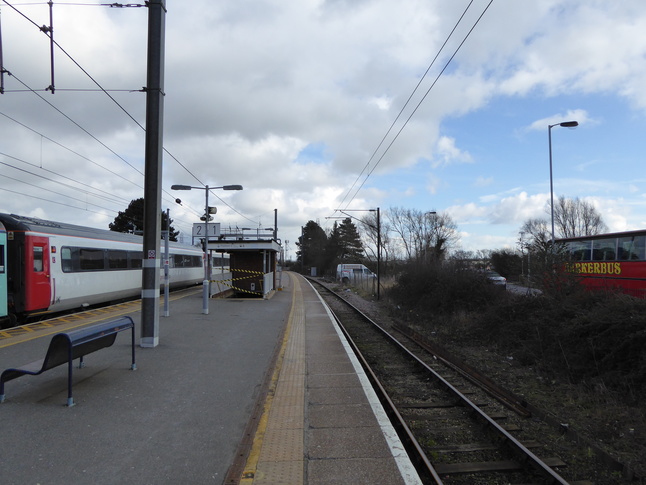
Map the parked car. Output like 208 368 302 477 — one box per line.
485 270 507 289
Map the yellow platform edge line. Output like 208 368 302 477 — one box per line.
0 287 200 348
239 275 299 484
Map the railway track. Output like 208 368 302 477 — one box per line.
309 279 611 484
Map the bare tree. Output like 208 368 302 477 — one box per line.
520 218 552 252
521 196 608 250
553 196 608 238
388 206 415 260
386 207 459 263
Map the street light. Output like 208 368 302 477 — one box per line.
171 184 243 314
548 121 578 245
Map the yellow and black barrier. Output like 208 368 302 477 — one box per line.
209 268 266 296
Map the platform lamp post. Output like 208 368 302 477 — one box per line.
548 120 578 246
171 184 243 314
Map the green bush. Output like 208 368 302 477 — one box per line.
388 262 646 402
474 290 646 402
386 261 508 315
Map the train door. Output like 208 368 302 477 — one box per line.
0 222 7 319
23 236 51 312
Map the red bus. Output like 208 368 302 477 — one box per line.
558 230 646 298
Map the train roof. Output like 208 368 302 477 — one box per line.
0 213 199 250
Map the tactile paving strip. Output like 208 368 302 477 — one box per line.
245 275 306 484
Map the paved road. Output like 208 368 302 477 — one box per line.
507 282 542 296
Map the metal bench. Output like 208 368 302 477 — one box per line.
1 317 136 406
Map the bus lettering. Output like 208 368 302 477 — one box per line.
566 262 621 275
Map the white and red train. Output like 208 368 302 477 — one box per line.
0 213 222 327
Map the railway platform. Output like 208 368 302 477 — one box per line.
0 272 420 485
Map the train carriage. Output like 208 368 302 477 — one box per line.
559 229 646 298
0 213 223 326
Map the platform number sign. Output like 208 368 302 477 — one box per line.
192 223 221 239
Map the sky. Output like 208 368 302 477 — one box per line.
1 0 646 260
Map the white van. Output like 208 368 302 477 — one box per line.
336 263 376 283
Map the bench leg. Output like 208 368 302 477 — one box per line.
67 358 75 407
130 325 137 371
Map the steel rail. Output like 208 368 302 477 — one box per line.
393 323 532 418
313 281 570 485
327 306 444 484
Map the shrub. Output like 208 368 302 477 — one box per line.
386 261 508 316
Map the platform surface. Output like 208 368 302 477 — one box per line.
0 272 419 484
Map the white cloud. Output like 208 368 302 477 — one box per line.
526 109 595 132
1 0 646 260
432 136 473 167
474 176 493 187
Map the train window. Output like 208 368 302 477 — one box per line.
80 248 105 270
33 246 44 272
129 251 143 269
61 247 73 272
619 236 646 260
592 238 616 261
109 250 128 269
173 254 183 267
0 244 4 273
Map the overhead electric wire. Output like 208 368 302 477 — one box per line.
2 69 204 220
4 0 258 227
6 72 145 177
0 156 129 205
1 0 146 132
337 0 494 213
337 0 477 212
0 150 129 204
0 171 119 211
0 185 116 215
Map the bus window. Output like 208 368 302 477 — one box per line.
619 235 646 260
568 240 591 261
592 238 617 261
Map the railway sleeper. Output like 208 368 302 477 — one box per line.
433 456 566 475
399 399 490 408
429 440 543 454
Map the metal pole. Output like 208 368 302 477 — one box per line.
140 0 166 348
203 186 209 315
377 210 381 298
163 208 170 317
47 1 55 93
548 124 555 246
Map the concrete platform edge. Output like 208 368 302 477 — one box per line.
305 279 423 485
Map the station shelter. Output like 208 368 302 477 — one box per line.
208 235 282 298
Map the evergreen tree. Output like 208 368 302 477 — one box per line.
296 220 328 273
324 221 343 270
109 198 179 242
338 218 363 260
